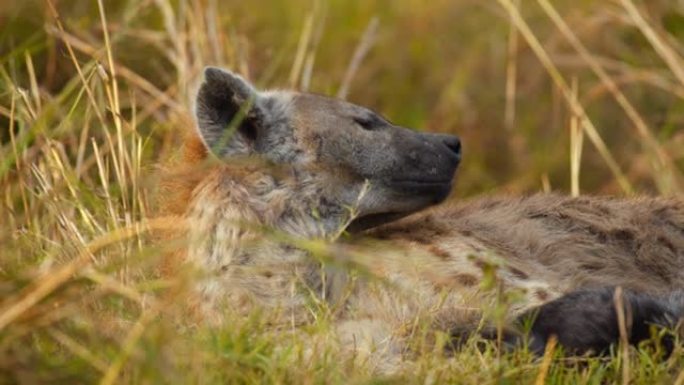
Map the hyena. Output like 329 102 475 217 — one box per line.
163 67 684 370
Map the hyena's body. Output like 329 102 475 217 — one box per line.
164 67 684 370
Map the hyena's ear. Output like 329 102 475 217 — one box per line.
195 67 264 157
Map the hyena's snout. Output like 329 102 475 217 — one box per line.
346 131 462 232
440 134 462 158
389 131 461 193
433 133 462 165
417 133 461 202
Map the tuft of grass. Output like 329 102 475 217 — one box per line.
1 0 683 384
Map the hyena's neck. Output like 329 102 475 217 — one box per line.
185 164 351 320
270 171 353 240
186 165 350 267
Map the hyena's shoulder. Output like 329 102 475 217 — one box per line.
155 133 211 218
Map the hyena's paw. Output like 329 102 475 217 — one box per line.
519 287 683 356
451 287 684 356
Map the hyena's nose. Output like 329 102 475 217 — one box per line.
442 135 462 159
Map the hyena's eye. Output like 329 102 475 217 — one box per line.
353 115 386 131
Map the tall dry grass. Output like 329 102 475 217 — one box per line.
1 0 684 383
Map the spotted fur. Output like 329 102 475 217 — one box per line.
160 67 684 371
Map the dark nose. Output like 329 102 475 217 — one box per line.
442 135 461 158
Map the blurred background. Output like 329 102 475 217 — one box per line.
2 0 683 199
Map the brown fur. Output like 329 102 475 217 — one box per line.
157 133 209 217
370 195 684 292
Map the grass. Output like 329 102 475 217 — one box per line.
1 0 684 383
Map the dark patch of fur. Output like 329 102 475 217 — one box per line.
452 288 684 356
518 287 684 355
508 267 529 280
534 288 550 301
428 245 451 260
454 273 478 287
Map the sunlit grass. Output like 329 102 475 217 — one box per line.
1 0 684 383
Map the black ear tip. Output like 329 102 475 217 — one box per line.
203 66 230 83
201 67 254 96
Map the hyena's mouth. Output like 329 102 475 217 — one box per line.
347 177 457 233
387 178 456 200
388 179 454 189
347 212 411 233
389 177 455 184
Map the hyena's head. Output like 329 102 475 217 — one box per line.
194 67 461 231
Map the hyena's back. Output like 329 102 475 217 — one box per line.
369 194 684 294
366 194 684 355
